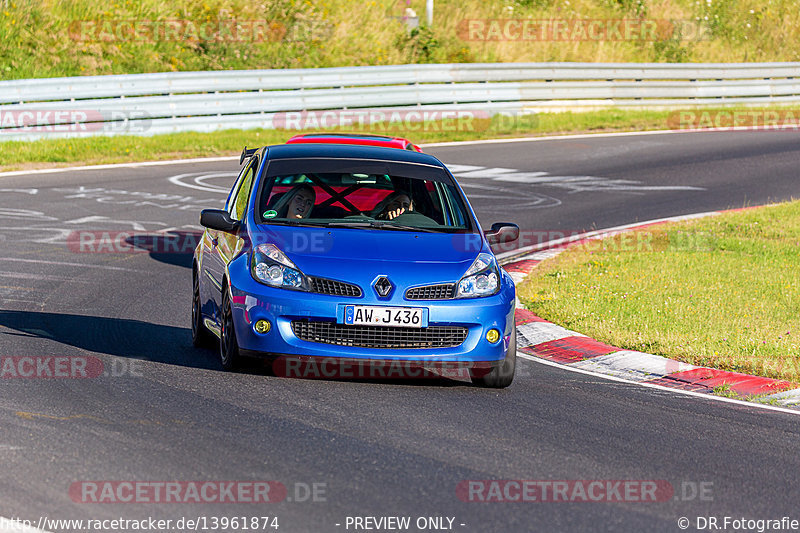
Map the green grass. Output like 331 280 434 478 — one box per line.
517 201 800 383
4 106 799 170
1 0 799 81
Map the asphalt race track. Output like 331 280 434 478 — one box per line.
0 129 799 532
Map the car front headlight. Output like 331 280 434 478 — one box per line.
251 243 309 290
456 252 500 298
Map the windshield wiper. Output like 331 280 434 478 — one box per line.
325 220 438 232
264 220 331 227
375 222 439 233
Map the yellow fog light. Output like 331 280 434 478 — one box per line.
254 320 271 334
486 329 500 344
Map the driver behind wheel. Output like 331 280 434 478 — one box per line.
371 191 413 220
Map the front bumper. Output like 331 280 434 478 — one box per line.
227 258 516 364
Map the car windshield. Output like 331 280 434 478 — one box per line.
255 166 473 233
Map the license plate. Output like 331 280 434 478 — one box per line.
343 305 427 328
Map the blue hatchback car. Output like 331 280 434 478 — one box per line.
192 143 520 387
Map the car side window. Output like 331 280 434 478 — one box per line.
225 163 249 212
229 160 257 221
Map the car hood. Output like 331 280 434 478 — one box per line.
249 225 486 287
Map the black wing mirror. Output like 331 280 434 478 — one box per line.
200 209 240 234
484 222 519 245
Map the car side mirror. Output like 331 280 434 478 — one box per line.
484 222 519 245
200 209 240 234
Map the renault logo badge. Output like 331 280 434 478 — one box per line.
372 276 394 298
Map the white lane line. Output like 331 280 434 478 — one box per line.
517 352 800 417
0 156 238 178
0 517 52 533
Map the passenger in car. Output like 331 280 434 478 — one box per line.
274 184 316 219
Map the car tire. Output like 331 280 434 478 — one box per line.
192 270 214 348
472 327 516 389
219 288 242 370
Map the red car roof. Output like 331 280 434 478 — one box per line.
286 133 422 152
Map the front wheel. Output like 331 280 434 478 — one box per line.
472 328 516 389
219 289 242 370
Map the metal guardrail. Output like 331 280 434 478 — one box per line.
1 62 799 141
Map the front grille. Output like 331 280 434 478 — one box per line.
308 276 362 297
291 320 467 349
405 283 456 300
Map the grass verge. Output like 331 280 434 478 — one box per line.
1 0 799 80
3 106 799 171
517 201 800 383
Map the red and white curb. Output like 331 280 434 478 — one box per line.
502 212 800 413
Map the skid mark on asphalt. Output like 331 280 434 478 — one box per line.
0 271 93 283
168 171 237 193
0 209 57 221
458 181 561 209
0 285 35 292
14 411 192 427
16 412 106 423
64 216 166 231
52 185 221 210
